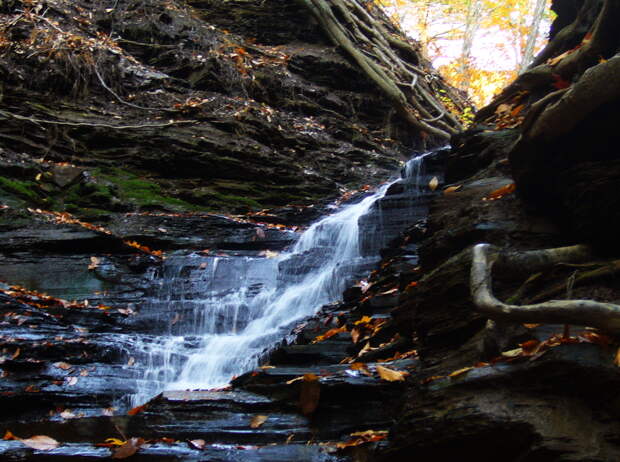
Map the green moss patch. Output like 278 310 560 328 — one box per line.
0 176 41 203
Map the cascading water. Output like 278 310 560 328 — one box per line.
130 149 443 404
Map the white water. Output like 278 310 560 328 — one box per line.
131 152 435 403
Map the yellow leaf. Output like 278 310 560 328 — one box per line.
375 365 408 382
104 438 126 447
448 366 473 378
501 347 523 358
428 176 439 191
354 316 372 326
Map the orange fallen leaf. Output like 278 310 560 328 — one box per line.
443 185 462 195
519 339 541 355
336 430 388 448
127 403 148 416
250 415 268 429
350 327 361 344
420 375 444 384
312 325 347 343
511 104 526 117
375 365 408 382
3 430 17 440
483 183 516 201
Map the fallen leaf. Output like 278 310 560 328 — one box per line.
127 357 135 367
250 415 268 428
501 347 523 358
54 362 72 370
375 365 408 382
443 185 462 195
103 438 126 447
483 183 516 201
127 403 148 416
519 339 541 355
448 366 473 378
428 176 439 191
420 375 445 384
187 439 206 450
378 287 398 296
11 348 20 360
510 104 526 117
354 316 373 326
3 430 17 440
350 327 361 344
20 435 59 451
65 377 78 386
312 325 347 343
112 437 144 459
336 430 388 448
299 373 320 416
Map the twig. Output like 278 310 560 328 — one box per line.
93 66 162 111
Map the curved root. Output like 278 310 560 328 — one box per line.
471 243 620 333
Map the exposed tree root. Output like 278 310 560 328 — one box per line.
297 0 465 140
526 259 620 304
0 109 196 130
471 243 620 333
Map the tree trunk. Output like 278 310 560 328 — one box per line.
519 0 549 73
459 0 483 90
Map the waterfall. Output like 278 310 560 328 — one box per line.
130 150 442 404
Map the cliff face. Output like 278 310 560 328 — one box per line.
0 0 425 220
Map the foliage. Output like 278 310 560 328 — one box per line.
376 0 555 106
